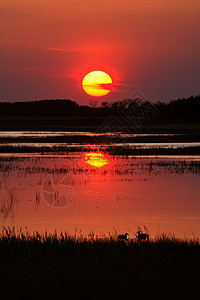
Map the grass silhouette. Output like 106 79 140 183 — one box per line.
0 227 200 298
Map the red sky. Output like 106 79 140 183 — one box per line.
0 0 200 104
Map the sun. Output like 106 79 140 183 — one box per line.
82 70 112 97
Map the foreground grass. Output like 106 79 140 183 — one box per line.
0 229 200 299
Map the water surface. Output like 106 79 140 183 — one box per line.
0 152 199 238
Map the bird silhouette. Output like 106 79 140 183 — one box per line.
118 233 129 240
136 231 149 242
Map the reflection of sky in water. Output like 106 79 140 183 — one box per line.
0 131 184 138
0 153 200 238
1 131 198 152
1 142 200 149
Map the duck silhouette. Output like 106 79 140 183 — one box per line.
136 231 149 242
118 233 129 240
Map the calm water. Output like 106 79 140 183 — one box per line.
0 131 199 150
0 150 200 238
0 131 183 138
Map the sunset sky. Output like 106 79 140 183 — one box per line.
0 0 200 104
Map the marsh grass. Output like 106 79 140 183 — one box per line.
0 227 200 299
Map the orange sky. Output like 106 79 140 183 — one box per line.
0 0 200 104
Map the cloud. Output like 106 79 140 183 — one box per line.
46 47 81 52
46 44 119 53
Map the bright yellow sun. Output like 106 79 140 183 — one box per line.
82 70 112 97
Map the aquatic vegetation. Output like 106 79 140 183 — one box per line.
0 187 18 220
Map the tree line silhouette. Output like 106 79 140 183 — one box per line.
0 95 199 119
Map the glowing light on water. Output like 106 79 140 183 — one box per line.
84 152 109 168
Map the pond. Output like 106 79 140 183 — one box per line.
0 150 199 238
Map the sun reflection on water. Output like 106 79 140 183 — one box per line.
84 152 109 168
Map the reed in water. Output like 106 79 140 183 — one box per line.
0 227 200 298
